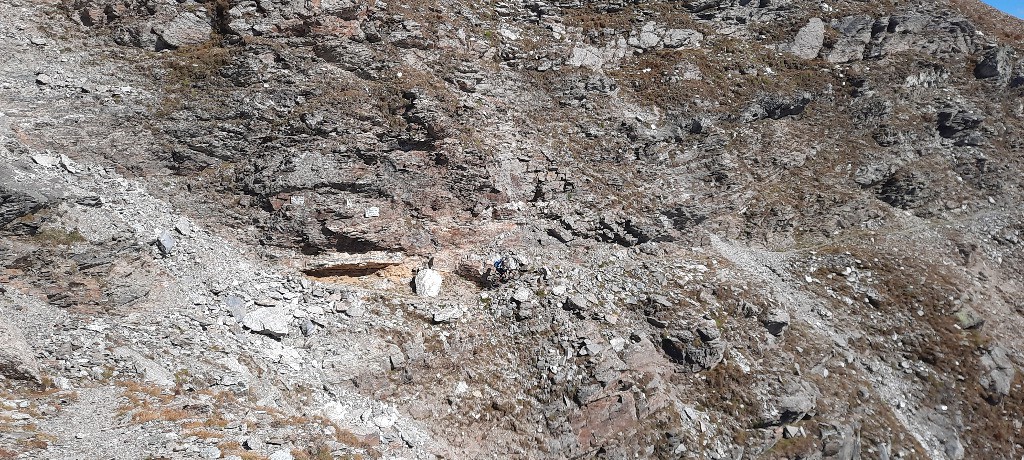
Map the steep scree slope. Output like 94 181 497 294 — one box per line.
0 0 1023 458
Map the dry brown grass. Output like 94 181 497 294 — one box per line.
217 441 266 460
185 428 222 439
117 380 188 423
805 247 1024 457
702 362 762 426
182 413 230 430
948 0 1024 42
163 42 233 88
766 432 818 458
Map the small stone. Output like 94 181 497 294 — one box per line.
299 318 315 336
564 295 588 311
974 46 1011 80
0 312 41 382
59 154 79 173
243 434 263 450
372 411 397 428
387 344 406 370
763 308 791 336
157 230 176 256
789 18 824 59
224 295 246 322
414 269 443 297
35 73 52 85
778 387 816 425
346 303 365 317
783 425 801 439
174 218 192 236
364 207 380 218
30 37 47 45
980 346 1015 401
512 287 532 304
609 337 626 352
154 12 212 49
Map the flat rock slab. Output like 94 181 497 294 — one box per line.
243 307 291 337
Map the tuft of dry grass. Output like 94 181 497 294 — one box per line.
131 407 190 423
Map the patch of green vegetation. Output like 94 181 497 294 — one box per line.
32 228 86 246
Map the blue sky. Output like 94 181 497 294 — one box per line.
983 0 1024 18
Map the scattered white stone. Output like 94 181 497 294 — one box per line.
372 410 397 428
199 446 221 459
268 450 294 460
31 154 58 167
364 206 380 218
58 154 79 173
609 337 626 352
0 313 40 381
512 286 532 303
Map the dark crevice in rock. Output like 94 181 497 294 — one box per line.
302 262 398 278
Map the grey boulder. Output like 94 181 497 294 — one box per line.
243 307 291 337
789 18 824 59
974 46 1012 80
154 13 211 49
0 312 41 382
980 346 1016 402
763 308 791 336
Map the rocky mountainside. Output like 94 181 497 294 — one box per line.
1 0 1023 458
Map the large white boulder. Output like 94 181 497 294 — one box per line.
414 269 443 297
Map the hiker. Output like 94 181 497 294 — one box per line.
489 255 520 284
